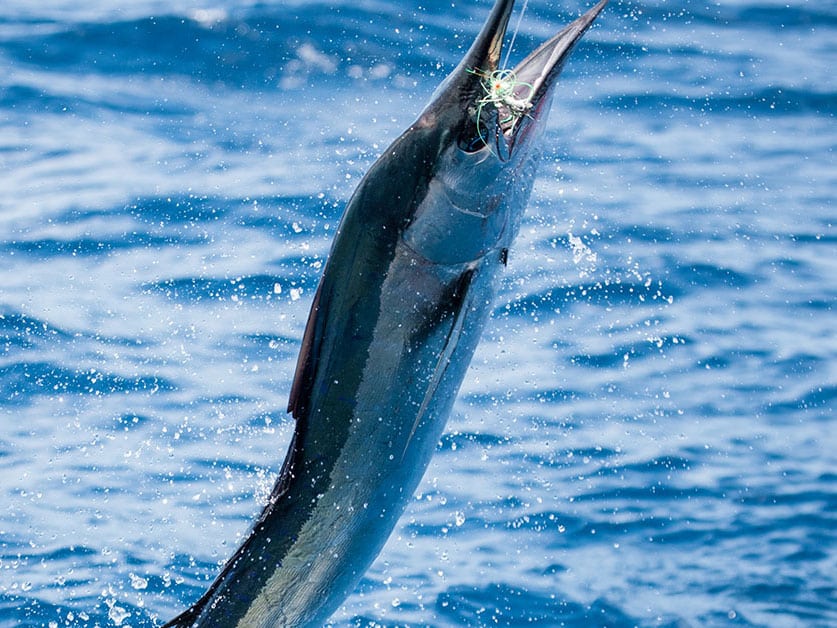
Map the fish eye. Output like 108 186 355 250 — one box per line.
459 135 487 153
458 123 490 153
458 104 494 154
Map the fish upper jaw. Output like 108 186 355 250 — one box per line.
428 0 608 160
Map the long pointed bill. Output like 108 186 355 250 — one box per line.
456 0 516 79
481 0 609 156
512 0 609 113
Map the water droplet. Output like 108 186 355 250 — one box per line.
129 572 148 590
106 599 131 626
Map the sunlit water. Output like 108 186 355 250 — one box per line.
1 1 834 626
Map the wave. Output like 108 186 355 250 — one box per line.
603 88 837 117
145 274 289 303
0 361 175 404
436 584 643 627
497 277 675 317
4 232 202 258
762 384 835 421
0 592 156 628
0 312 72 355
0 6 449 91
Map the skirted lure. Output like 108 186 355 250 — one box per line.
468 67 536 156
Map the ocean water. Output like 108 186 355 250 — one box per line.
1 0 834 626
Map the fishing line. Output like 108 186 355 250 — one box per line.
501 0 531 70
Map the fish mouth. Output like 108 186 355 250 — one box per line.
458 0 608 155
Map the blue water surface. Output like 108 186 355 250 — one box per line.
1 0 834 626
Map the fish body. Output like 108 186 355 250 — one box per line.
165 1 608 625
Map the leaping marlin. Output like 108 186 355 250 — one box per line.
164 0 608 625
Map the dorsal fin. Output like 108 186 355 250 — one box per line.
287 280 326 420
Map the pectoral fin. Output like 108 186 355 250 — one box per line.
402 267 478 458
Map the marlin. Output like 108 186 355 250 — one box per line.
164 0 608 625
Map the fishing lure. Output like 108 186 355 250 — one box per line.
468 67 535 152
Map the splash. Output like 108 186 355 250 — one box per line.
567 230 598 277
